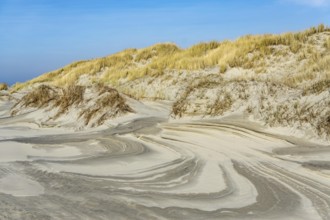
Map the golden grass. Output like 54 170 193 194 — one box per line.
9 25 330 135
285 51 330 87
11 85 58 115
0 83 8 90
324 36 330 49
303 80 330 95
11 24 329 92
135 43 179 62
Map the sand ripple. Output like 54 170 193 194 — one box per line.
0 118 329 219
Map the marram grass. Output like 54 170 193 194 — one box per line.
11 24 330 92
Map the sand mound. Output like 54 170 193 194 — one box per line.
11 84 133 128
171 78 330 140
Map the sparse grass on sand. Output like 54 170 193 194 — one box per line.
79 84 133 125
11 84 133 127
13 85 58 109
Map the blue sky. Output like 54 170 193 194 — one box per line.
0 0 329 85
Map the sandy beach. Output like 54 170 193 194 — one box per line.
0 100 329 220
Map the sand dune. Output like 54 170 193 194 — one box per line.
0 100 329 220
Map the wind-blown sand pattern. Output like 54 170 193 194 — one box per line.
0 101 329 220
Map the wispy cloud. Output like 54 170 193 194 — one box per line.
284 0 330 7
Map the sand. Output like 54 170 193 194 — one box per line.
0 100 329 220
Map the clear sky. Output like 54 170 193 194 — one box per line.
0 0 329 85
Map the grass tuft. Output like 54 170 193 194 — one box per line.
54 85 85 116
80 85 133 126
14 85 58 110
0 83 8 91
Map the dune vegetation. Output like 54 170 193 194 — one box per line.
11 84 133 127
11 24 329 91
8 24 330 140
0 83 8 91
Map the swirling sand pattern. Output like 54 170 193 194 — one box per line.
0 117 329 219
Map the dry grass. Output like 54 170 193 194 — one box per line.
285 52 330 87
11 85 59 115
172 77 222 117
208 93 233 116
325 37 330 49
302 80 330 95
317 114 330 137
0 83 8 91
54 85 85 116
11 24 329 92
264 98 330 137
11 85 85 116
11 83 133 126
8 24 330 137
172 99 187 118
14 85 58 109
80 85 133 125
135 43 179 62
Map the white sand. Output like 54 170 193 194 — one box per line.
0 174 44 197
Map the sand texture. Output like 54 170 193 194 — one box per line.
0 101 329 220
